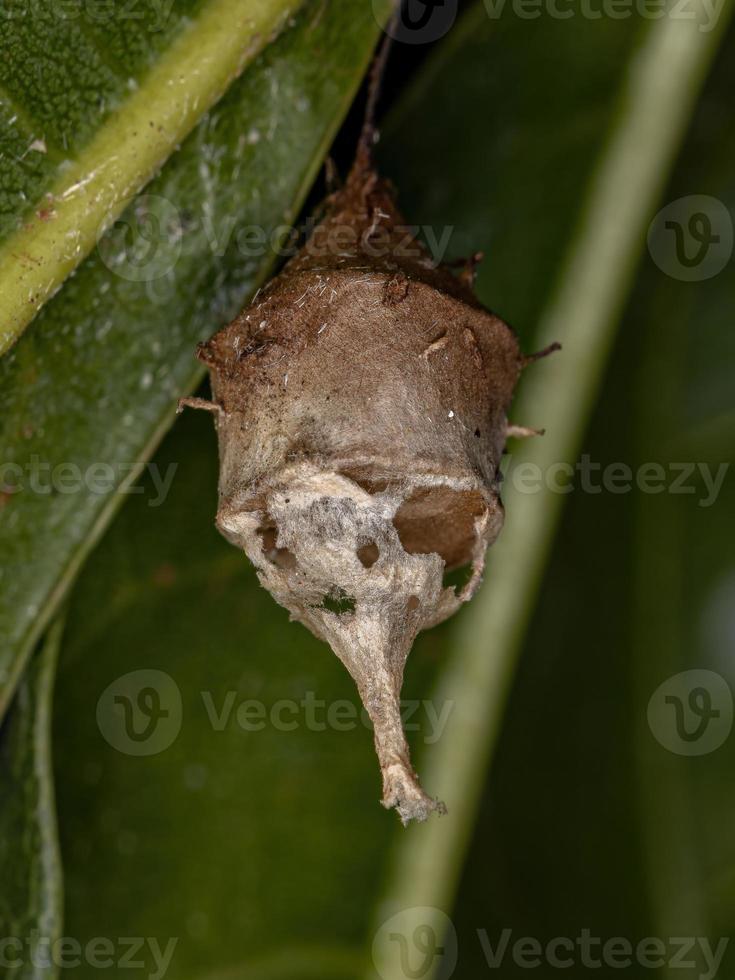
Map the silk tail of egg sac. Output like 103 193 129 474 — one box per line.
178 40 559 825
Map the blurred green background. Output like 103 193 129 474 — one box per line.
1 0 734 977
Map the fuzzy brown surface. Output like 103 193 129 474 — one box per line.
188 144 527 824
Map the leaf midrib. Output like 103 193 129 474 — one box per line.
0 0 301 358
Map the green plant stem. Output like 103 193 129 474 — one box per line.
370 3 733 974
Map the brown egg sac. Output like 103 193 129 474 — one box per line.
179 121 558 824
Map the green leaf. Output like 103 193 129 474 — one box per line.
0 619 63 980
53 411 395 978
0 0 301 354
9 1 733 978
0 0 388 721
413 24 735 977
629 36 735 959
369 0 733 967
